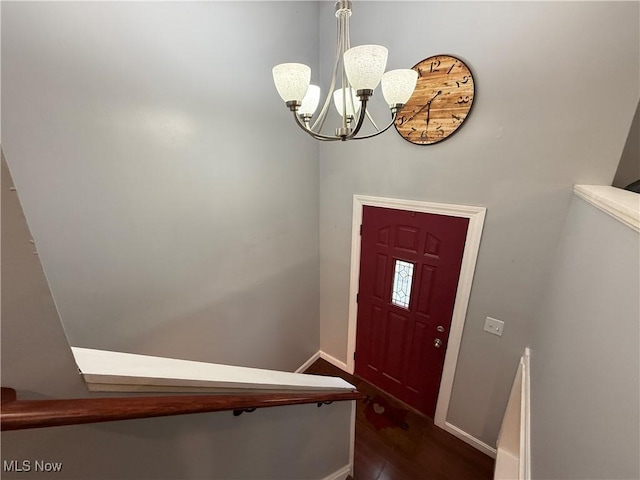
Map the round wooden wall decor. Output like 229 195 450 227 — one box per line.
394 55 475 145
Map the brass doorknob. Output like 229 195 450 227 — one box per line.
434 338 442 348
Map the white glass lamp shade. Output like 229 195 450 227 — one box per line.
381 69 419 108
343 45 388 91
333 88 361 117
299 85 321 116
272 63 311 103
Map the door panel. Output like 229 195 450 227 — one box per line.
382 311 409 384
355 206 468 417
373 254 388 300
395 225 420 253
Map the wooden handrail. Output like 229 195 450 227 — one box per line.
0 387 366 431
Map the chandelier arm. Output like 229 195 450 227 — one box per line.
311 73 337 134
352 110 400 140
365 109 380 132
345 5 351 49
343 1 356 128
311 11 344 132
293 110 342 141
344 97 370 140
340 15 349 130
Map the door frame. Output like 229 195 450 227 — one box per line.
346 195 486 430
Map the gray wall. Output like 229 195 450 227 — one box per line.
318 1 639 446
2 1 321 371
612 101 640 189
1 156 353 480
530 195 639 479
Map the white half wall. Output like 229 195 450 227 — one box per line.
72 346 354 392
530 192 639 479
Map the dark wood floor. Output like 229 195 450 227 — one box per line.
305 359 495 480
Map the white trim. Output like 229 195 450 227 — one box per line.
574 185 640 232
346 195 486 443
320 351 349 372
71 347 355 393
320 464 351 480
523 347 531 480
348 400 356 479
295 351 322 373
441 422 497 459
495 347 531 479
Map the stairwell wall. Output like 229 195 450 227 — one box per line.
2 1 321 371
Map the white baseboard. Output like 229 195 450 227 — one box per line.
320 464 351 480
296 350 349 374
441 421 497 459
295 351 322 373
319 351 349 372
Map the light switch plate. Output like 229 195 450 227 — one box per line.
483 317 504 336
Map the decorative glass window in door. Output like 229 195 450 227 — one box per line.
391 260 414 309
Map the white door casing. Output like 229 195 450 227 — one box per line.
346 195 487 445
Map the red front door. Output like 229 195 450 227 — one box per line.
354 206 468 417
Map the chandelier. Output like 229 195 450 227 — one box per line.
272 0 418 142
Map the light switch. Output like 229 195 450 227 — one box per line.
483 317 504 337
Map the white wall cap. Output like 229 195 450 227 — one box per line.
71 347 355 392
574 185 640 232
